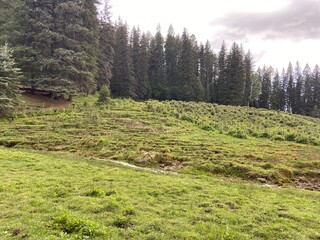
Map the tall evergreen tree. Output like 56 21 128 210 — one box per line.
149 27 167 99
216 42 227 104
97 0 114 90
293 62 303 114
130 27 151 99
137 33 152 99
259 66 272 109
178 29 204 101
243 51 253 106
165 25 180 99
270 70 281 110
11 0 100 98
199 41 215 102
225 42 245 105
286 62 295 112
303 64 314 115
0 43 20 116
111 20 136 98
313 65 320 109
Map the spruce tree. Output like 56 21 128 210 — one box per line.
259 66 272 109
165 25 180 99
0 43 20 116
199 41 215 102
303 64 314 115
137 33 152 99
216 42 227 104
286 62 295 112
313 65 320 110
149 27 167 100
243 51 253 106
270 70 281 110
111 20 136 98
97 0 114 91
225 42 245 105
293 62 303 114
280 68 288 111
178 29 204 101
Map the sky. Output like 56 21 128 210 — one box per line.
107 0 320 70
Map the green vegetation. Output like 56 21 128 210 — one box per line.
0 147 320 239
0 43 20 116
0 97 319 189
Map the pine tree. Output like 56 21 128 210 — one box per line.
270 70 281 110
250 71 260 107
149 27 167 100
216 42 227 104
165 25 180 100
12 0 100 98
279 68 287 111
293 62 303 114
303 64 313 115
137 33 152 99
0 43 20 116
259 66 272 109
243 51 253 106
225 42 245 105
130 27 151 99
97 0 114 91
178 29 204 101
313 65 320 110
111 20 136 98
286 62 295 112
199 41 215 102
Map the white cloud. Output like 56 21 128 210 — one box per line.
109 0 320 70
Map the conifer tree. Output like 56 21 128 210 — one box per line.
97 0 114 91
303 64 314 115
225 42 245 105
137 33 152 99
270 70 281 110
293 62 303 114
216 42 227 104
111 20 136 98
178 29 204 101
199 41 215 102
0 43 20 116
165 25 180 99
130 27 151 99
286 62 295 112
243 51 253 106
313 65 320 110
259 66 272 109
149 27 167 99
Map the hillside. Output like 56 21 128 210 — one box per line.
0 96 319 189
0 96 320 239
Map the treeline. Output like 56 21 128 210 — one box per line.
1 0 320 117
109 23 320 117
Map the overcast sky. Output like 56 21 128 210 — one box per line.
108 0 320 70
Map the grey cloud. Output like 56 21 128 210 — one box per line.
211 0 320 42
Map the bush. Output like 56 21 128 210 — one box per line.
96 85 111 105
52 211 106 237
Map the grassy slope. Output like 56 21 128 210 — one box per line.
0 147 319 240
0 96 320 239
0 97 319 188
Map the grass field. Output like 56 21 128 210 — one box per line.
0 147 319 239
0 95 320 239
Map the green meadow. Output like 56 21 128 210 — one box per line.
0 96 320 239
